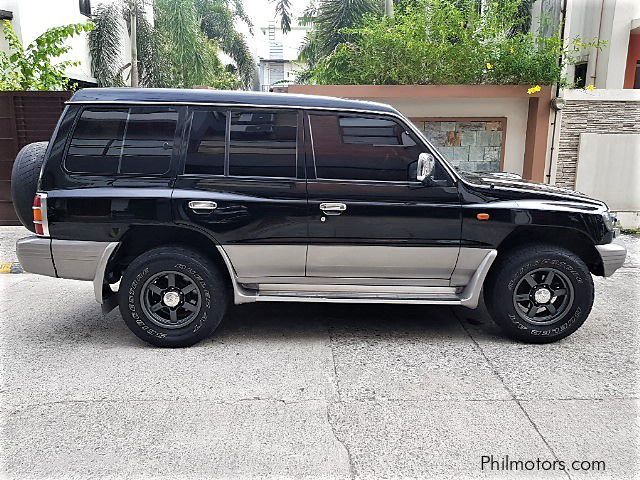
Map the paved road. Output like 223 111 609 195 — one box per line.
1 227 638 479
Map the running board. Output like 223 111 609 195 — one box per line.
217 246 497 309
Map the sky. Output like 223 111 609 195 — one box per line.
242 0 309 28
235 0 311 64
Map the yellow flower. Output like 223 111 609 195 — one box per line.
510 47 515 54
527 85 542 95
486 62 494 70
585 84 596 91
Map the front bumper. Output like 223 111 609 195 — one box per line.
596 242 627 277
16 236 119 303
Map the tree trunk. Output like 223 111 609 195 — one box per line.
385 0 394 17
130 10 139 87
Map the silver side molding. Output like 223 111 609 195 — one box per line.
217 246 498 309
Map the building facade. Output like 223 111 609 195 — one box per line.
549 0 640 227
256 20 310 92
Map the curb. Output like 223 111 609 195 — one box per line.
0 262 24 274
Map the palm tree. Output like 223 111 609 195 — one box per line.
89 0 256 89
293 0 382 79
271 0 293 33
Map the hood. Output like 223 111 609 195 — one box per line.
458 171 607 208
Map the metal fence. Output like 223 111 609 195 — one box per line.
0 91 71 225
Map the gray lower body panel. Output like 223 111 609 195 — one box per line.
16 236 119 305
15 237 56 278
306 245 459 278
596 241 627 277
216 244 497 309
223 244 306 278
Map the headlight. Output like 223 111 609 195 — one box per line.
602 211 614 231
602 211 619 235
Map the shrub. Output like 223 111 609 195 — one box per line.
309 0 602 86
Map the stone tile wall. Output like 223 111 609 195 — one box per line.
412 119 503 172
556 100 640 188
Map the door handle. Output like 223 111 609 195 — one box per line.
320 202 347 215
188 200 218 214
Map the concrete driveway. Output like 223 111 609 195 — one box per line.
1 226 638 479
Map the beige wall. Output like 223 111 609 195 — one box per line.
353 96 530 176
576 133 640 212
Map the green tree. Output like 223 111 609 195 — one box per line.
294 0 384 80
0 20 94 90
89 0 253 89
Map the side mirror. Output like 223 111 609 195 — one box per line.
417 153 435 182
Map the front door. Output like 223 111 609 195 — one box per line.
305 112 461 281
173 107 307 282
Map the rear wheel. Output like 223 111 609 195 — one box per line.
118 246 228 347
485 245 594 343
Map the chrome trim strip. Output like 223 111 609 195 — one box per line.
93 242 120 304
16 236 56 277
595 242 627 277
258 284 459 296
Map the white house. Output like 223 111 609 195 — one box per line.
0 0 100 86
546 0 640 227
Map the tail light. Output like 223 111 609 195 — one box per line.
33 193 49 237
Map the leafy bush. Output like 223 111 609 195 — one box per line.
0 20 94 90
309 0 601 86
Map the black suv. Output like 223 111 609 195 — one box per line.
12 88 626 347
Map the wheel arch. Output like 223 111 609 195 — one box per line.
495 226 604 276
98 225 239 311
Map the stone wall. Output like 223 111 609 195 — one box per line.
412 119 504 173
556 99 640 188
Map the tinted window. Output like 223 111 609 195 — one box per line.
66 107 177 175
309 114 422 182
120 107 178 174
66 108 127 175
229 110 297 178
184 109 227 175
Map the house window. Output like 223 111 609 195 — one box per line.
574 62 588 88
79 0 91 17
635 61 640 89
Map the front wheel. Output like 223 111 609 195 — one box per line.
118 246 228 347
485 245 594 343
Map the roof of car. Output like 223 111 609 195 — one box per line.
69 88 398 114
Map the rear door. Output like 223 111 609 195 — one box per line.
305 111 461 281
172 106 307 282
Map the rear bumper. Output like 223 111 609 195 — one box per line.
16 236 119 303
596 242 627 277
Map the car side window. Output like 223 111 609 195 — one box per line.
66 106 178 175
309 113 423 182
66 108 127 175
229 109 297 178
184 109 227 176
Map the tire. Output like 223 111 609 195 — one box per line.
10 142 48 232
118 246 228 347
485 244 594 344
